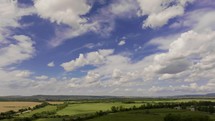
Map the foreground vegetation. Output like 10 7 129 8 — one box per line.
0 99 215 121
88 109 215 121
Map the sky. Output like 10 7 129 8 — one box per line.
0 0 215 96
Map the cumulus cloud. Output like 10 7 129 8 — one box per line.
146 30 215 75
15 70 32 78
60 29 215 95
35 75 49 80
108 0 138 17
61 49 114 71
32 0 196 47
47 61 55 67
0 1 38 95
0 0 35 46
0 35 35 67
34 0 139 47
170 8 215 31
0 0 35 29
137 0 194 28
34 0 101 47
34 0 91 28
149 80 215 94
118 40 126 46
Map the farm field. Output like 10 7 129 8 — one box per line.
87 109 215 121
32 109 215 121
56 102 143 116
0 102 40 113
19 105 57 117
47 102 64 105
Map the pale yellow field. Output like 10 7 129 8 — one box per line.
48 101 64 104
0 102 41 113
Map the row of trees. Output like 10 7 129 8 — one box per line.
0 110 16 120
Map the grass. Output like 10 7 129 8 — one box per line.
56 102 143 116
32 108 215 121
35 118 62 121
0 102 40 113
87 109 215 121
19 105 57 117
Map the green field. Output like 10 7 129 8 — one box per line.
56 102 142 116
19 105 57 117
142 99 215 103
33 109 215 121
87 109 215 121
35 118 62 121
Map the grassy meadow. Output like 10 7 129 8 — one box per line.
19 105 57 117
87 109 215 121
32 109 215 121
56 102 142 116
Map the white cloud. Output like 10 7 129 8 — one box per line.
34 0 101 47
34 0 90 28
143 30 215 77
36 0 139 47
0 35 35 67
108 0 138 17
61 49 114 71
15 70 32 78
149 80 215 94
35 75 49 80
170 8 215 31
47 61 55 67
137 0 194 28
0 0 35 29
0 0 35 47
143 5 184 28
146 34 180 50
61 29 215 95
118 40 126 46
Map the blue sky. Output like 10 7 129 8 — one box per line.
0 0 215 96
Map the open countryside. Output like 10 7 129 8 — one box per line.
1 0 215 121
1 97 215 121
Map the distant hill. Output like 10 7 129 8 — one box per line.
169 93 215 99
0 93 214 101
0 95 123 101
206 93 215 96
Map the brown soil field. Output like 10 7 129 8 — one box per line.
0 102 41 113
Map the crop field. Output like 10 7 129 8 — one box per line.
56 102 143 116
0 102 40 113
